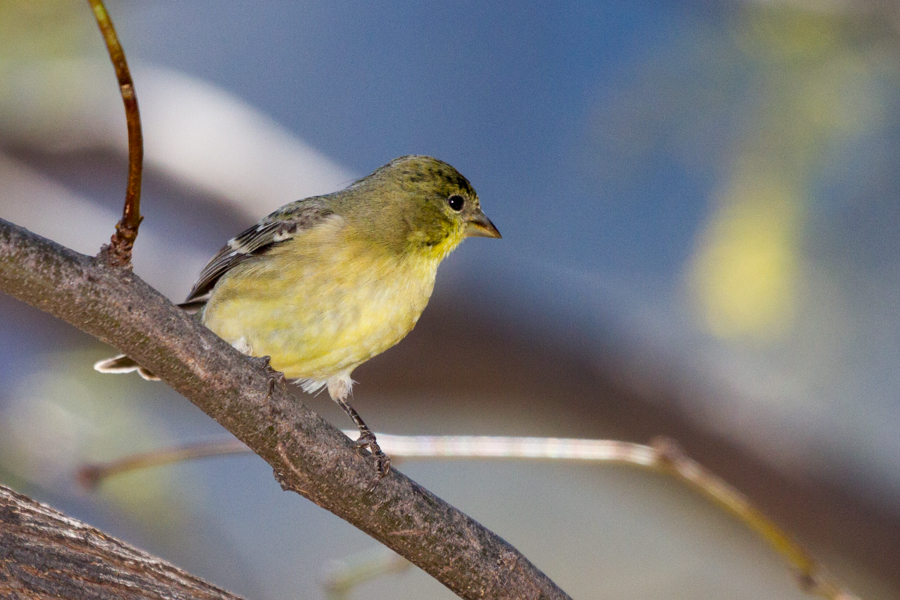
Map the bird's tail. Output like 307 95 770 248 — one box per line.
94 355 160 381
93 300 206 381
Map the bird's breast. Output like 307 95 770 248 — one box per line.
201 234 439 380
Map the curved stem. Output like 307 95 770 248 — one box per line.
88 0 144 266
80 434 860 600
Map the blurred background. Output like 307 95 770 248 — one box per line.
1 0 899 598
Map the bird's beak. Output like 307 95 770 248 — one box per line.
466 211 502 239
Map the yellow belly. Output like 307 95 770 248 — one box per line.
200 225 438 382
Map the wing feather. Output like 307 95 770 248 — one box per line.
184 199 333 303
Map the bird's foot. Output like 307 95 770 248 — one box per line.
250 355 286 400
354 430 392 491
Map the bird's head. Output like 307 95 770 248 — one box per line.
344 155 501 260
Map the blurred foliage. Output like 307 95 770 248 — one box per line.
690 4 897 340
691 169 802 340
0 0 108 149
0 0 94 63
0 351 196 540
584 2 900 341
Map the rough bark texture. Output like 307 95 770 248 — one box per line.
0 217 570 599
0 485 243 600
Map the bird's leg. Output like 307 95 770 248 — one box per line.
332 395 392 485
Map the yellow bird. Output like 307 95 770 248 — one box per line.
96 155 501 477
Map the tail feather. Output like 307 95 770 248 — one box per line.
94 354 160 381
93 303 203 382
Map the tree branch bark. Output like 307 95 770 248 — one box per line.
0 217 570 599
0 484 243 600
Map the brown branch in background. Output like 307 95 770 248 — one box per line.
648 438 858 600
88 0 143 266
77 439 251 489
78 434 860 600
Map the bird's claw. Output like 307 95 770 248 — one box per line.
354 431 392 491
250 355 285 400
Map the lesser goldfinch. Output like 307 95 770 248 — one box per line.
95 155 500 477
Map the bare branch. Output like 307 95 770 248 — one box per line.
87 0 143 266
77 439 251 489
78 434 862 600
647 438 858 600
0 217 570 600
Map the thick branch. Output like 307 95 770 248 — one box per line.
0 484 242 600
0 217 570 600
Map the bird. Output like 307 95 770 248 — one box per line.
95 155 501 480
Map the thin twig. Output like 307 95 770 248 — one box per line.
647 438 858 600
88 0 143 266
78 434 860 600
77 439 251 489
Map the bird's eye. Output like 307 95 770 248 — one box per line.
447 195 465 212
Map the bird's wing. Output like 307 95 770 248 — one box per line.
183 199 334 305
